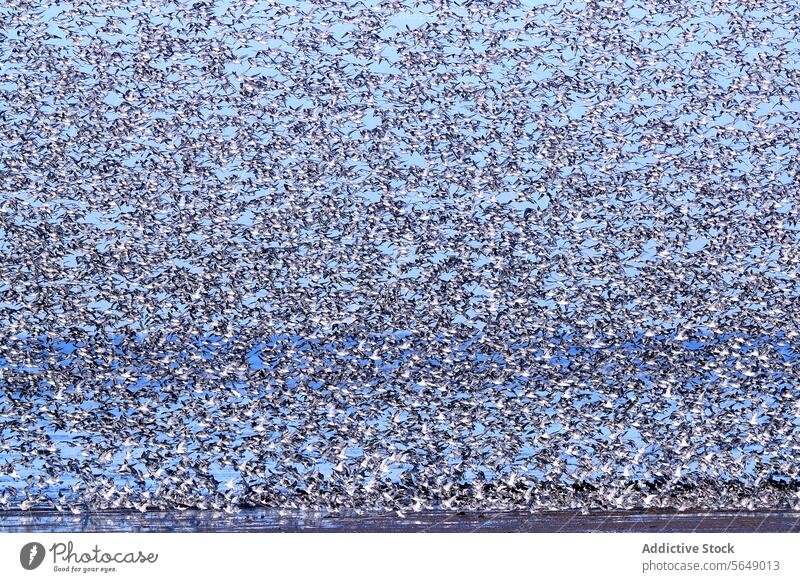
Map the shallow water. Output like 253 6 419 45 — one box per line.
1 509 798 533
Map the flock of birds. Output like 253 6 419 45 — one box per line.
1 0 799 514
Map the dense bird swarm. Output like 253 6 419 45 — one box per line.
1 0 799 514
